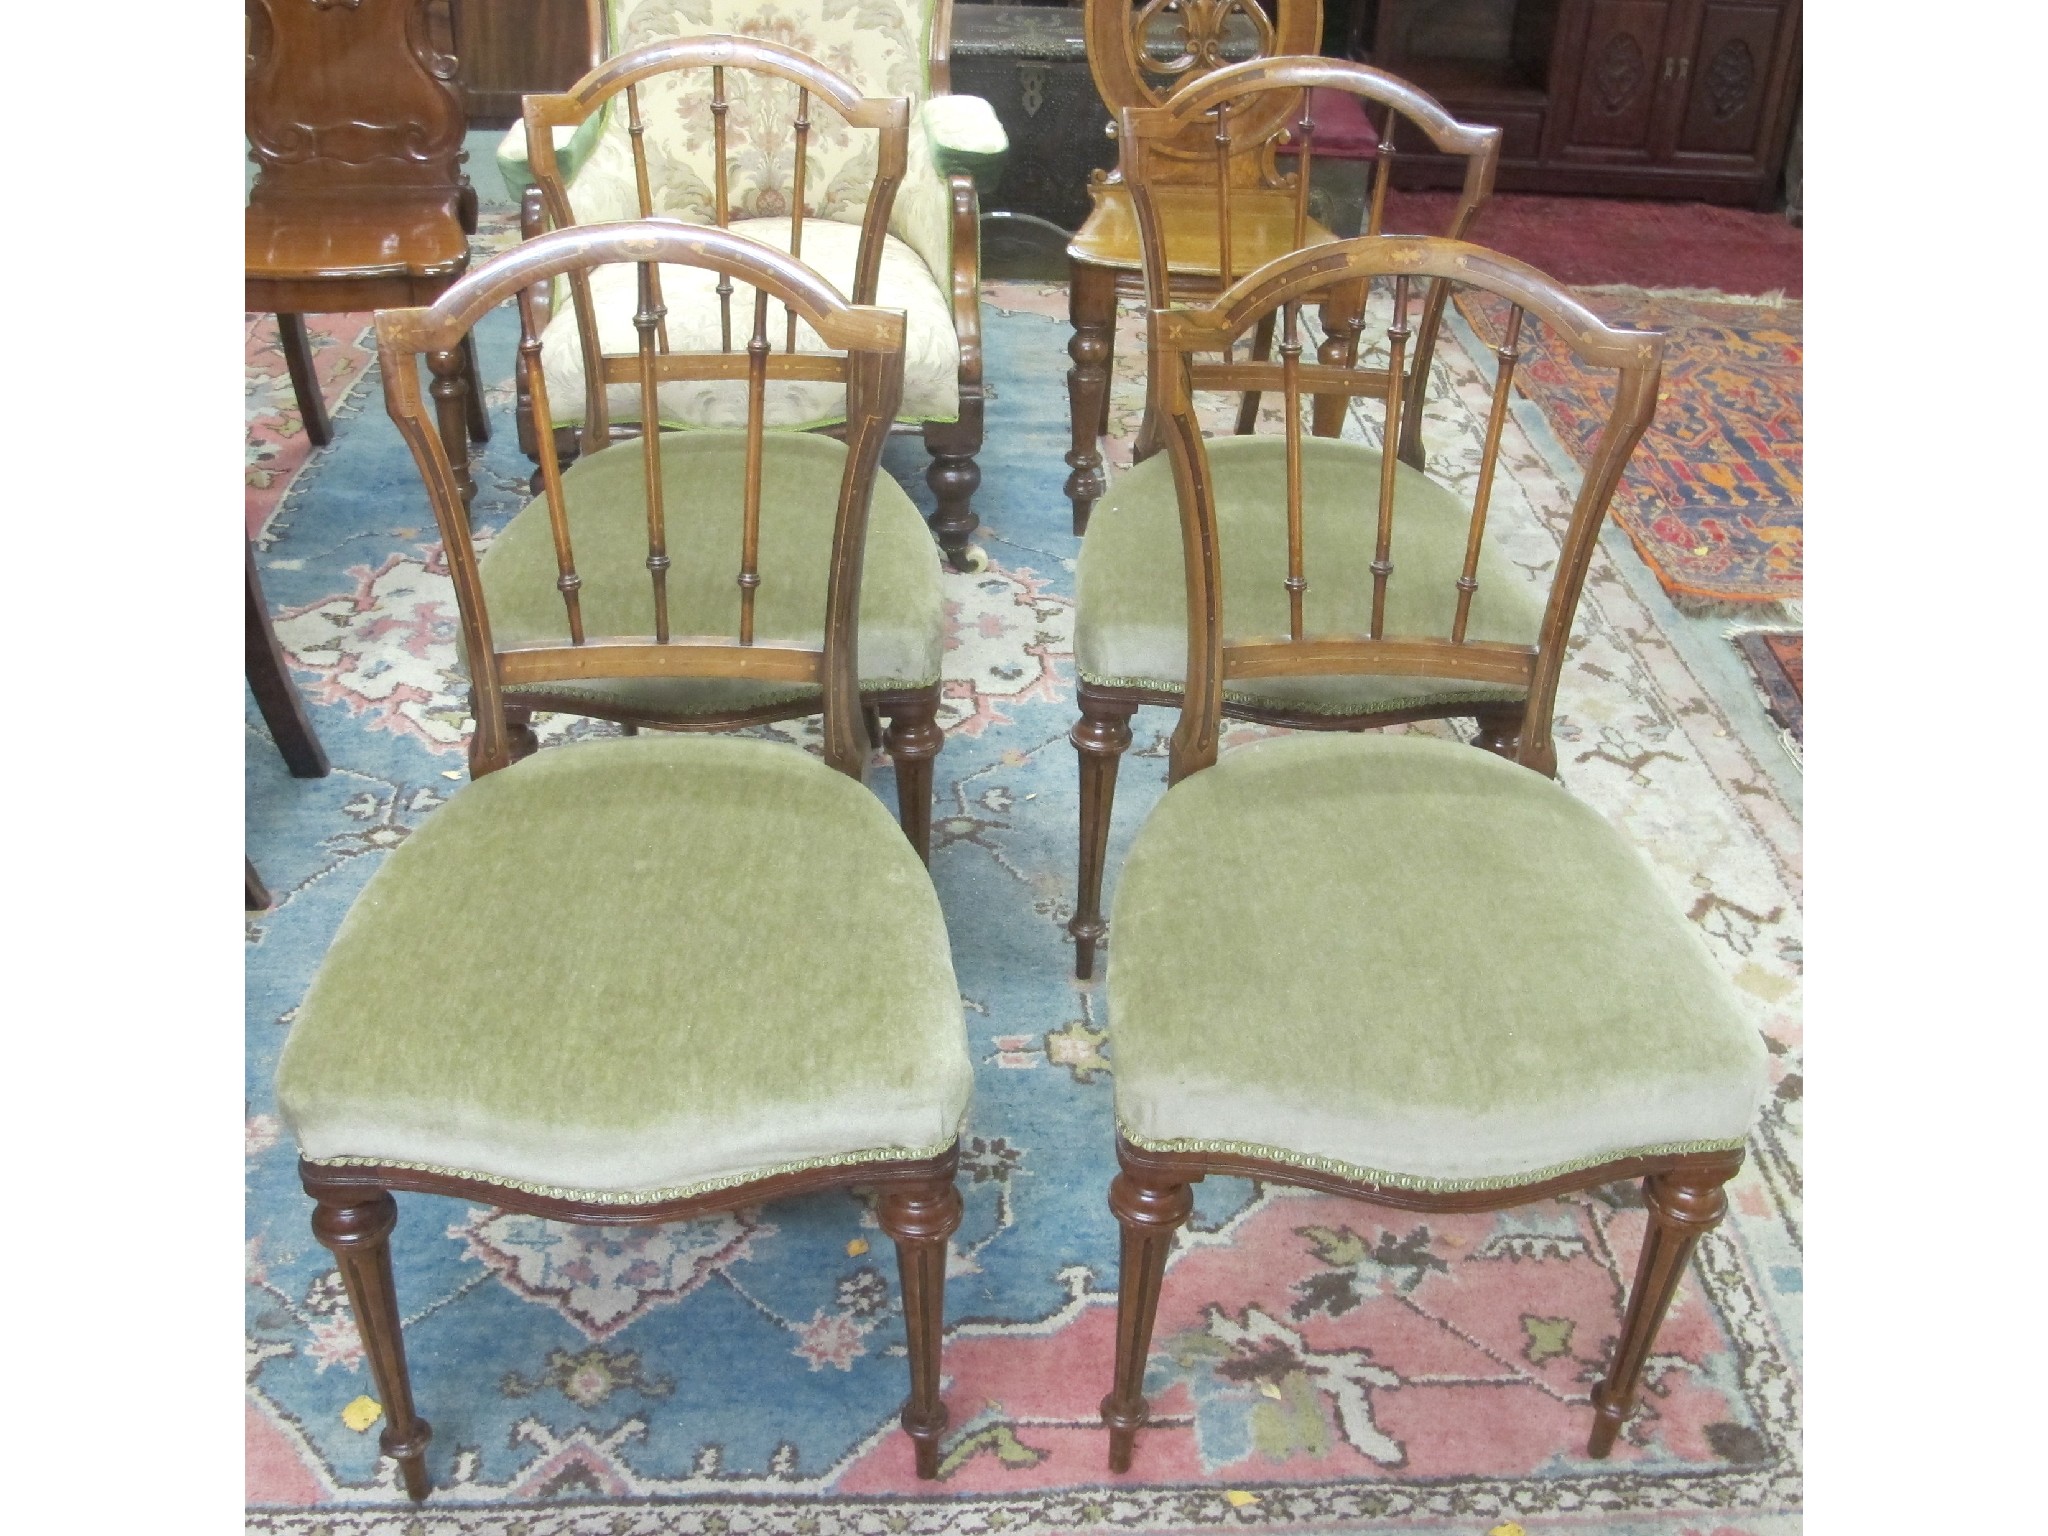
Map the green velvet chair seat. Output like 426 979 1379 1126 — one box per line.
1107 733 1767 1192
275 735 972 1201
1075 436 1543 715
479 431 943 718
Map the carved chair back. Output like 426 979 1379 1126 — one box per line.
526 39 910 443
1122 57 1501 461
245 0 467 201
376 222 908 780
1085 0 1323 191
1135 234 1663 782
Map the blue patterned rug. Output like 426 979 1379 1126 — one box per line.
246 282 1802 1533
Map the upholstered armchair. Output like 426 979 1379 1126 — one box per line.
499 0 1007 569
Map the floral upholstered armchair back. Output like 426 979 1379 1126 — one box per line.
564 0 957 279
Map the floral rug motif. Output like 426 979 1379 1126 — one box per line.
246 281 1802 1533
1456 288 1803 614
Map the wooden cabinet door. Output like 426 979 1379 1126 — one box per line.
451 0 598 124
1554 0 1685 160
1658 0 1800 168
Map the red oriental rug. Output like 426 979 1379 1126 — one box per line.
1458 287 1802 613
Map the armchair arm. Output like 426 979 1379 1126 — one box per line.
920 94 1008 197
495 113 607 199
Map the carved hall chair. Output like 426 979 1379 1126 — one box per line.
504 0 1008 569
1064 2 1502 530
1087 234 1766 1469
245 0 490 497
495 39 948 860
1067 58 1499 977
274 223 972 1501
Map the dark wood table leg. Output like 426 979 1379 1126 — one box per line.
246 537 330 779
277 313 334 447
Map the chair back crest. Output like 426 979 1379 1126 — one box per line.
1135 234 1663 782
244 0 466 199
1085 0 1322 179
376 222 908 780
563 0 947 228
1120 60 1500 466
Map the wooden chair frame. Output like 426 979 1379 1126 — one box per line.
490 85 942 858
324 224 960 1502
1094 236 1691 1470
1063 10 1501 531
1064 73 1499 977
514 0 991 568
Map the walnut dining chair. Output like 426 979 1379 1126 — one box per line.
1068 56 1502 977
1087 231 1768 1468
492 37 950 859
273 222 971 1500
1063 3 1498 531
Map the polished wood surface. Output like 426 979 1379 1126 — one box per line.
1066 63 1504 978
513 4 990 568
451 0 606 123
245 0 487 490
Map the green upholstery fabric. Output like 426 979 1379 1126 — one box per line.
1075 437 1542 716
922 95 1009 193
1108 733 1766 1190
479 431 942 717
495 113 609 198
275 735 971 1200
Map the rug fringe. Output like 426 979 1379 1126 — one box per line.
1670 594 1799 623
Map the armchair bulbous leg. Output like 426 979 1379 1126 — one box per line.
1102 1160 1193 1472
1069 688 1137 979
923 411 982 570
1065 261 1118 534
880 1174 964 1479
1587 1164 1737 1457
305 1179 433 1501
884 690 944 864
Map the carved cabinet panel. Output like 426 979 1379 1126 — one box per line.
1561 0 1673 155
1669 1 1794 160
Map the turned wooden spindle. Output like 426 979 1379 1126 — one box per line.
1452 303 1523 643
738 289 770 645
624 83 670 352
788 84 810 353
1369 274 1411 638
634 262 672 642
516 287 585 643
1367 103 1397 237
1290 93 1315 250
1280 299 1306 640
712 65 733 350
425 347 475 506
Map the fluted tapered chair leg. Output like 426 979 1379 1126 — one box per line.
1069 688 1137 979
1101 1163 1193 1472
1587 1165 1737 1457
880 1175 964 1479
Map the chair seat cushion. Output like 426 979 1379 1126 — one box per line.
1108 733 1767 1191
539 217 960 430
1076 437 1541 716
1069 182 1336 277
479 431 942 719
275 735 971 1202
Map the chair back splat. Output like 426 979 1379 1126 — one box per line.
1123 56 1501 464
523 36 911 456
1121 226 1663 786
377 221 908 780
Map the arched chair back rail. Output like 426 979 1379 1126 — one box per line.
1063 10 1503 526
522 37 911 462
281 222 969 1501
1087 236 1764 1474
504 0 1007 568
377 222 907 784
1119 55 1500 462
1063 231 1657 977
